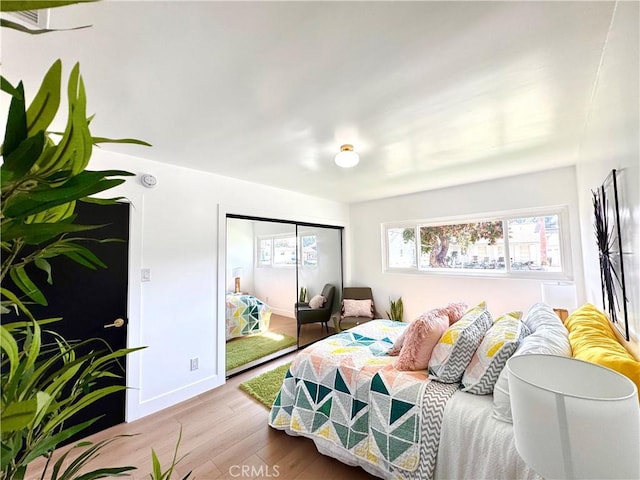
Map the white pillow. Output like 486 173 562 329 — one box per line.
308 294 326 309
492 303 572 423
342 299 374 318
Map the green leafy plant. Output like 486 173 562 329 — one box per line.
1 1 189 479
0 300 141 480
149 427 191 480
386 297 404 322
298 287 307 303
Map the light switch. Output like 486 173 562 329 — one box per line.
141 268 151 282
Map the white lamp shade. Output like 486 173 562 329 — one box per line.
231 267 243 278
507 354 639 480
541 282 578 311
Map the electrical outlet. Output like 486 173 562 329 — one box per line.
190 358 199 371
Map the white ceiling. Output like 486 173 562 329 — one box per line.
3 1 620 203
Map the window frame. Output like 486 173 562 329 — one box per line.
382 206 573 280
256 233 318 269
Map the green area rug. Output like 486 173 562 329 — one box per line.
226 332 296 371
240 362 291 408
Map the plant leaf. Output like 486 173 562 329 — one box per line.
0 399 38 433
22 418 100 464
1 220 105 245
72 466 137 480
1 130 45 177
51 434 136 480
43 385 125 432
9 265 47 305
26 59 62 136
151 449 163 479
0 287 36 321
92 136 152 147
23 318 42 372
79 196 127 205
34 257 53 284
3 170 133 219
2 81 27 158
1 75 23 99
0 1 99 12
0 324 20 381
0 18 91 34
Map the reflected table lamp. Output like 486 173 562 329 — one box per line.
232 267 243 294
507 354 639 480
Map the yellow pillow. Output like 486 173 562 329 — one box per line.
565 303 640 401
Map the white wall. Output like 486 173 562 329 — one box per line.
348 167 584 321
227 218 255 293
575 1 640 340
89 149 349 420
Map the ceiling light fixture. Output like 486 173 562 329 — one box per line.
334 144 359 168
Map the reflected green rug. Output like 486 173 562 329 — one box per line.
240 362 292 408
226 332 296 371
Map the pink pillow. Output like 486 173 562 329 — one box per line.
387 302 467 356
341 299 374 318
432 301 468 325
395 311 449 371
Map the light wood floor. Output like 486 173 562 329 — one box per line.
27 352 377 480
268 313 337 348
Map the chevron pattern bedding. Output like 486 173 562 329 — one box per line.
225 293 272 341
269 320 459 478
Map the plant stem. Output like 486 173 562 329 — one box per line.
0 239 24 284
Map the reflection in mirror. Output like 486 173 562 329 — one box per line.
225 216 343 375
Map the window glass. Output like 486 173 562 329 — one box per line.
384 210 567 278
273 237 297 266
387 227 416 268
507 215 562 272
416 221 504 270
301 235 318 267
258 238 272 266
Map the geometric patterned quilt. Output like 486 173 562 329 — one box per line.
269 320 459 478
225 293 272 341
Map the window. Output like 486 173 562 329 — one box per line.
273 237 297 266
387 228 416 268
300 235 318 267
384 208 570 278
257 234 318 268
258 238 272 266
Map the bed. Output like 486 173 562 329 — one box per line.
268 302 640 479
225 293 272 341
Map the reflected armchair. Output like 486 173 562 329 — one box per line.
336 287 379 332
295 284 336 338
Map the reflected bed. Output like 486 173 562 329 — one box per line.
225 293 272 341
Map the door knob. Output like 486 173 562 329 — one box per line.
104 318 125 329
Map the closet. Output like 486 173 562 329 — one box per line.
225 215 343 375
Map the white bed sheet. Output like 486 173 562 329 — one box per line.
434 390 540 480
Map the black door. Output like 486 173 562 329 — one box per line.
26 201 130 440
